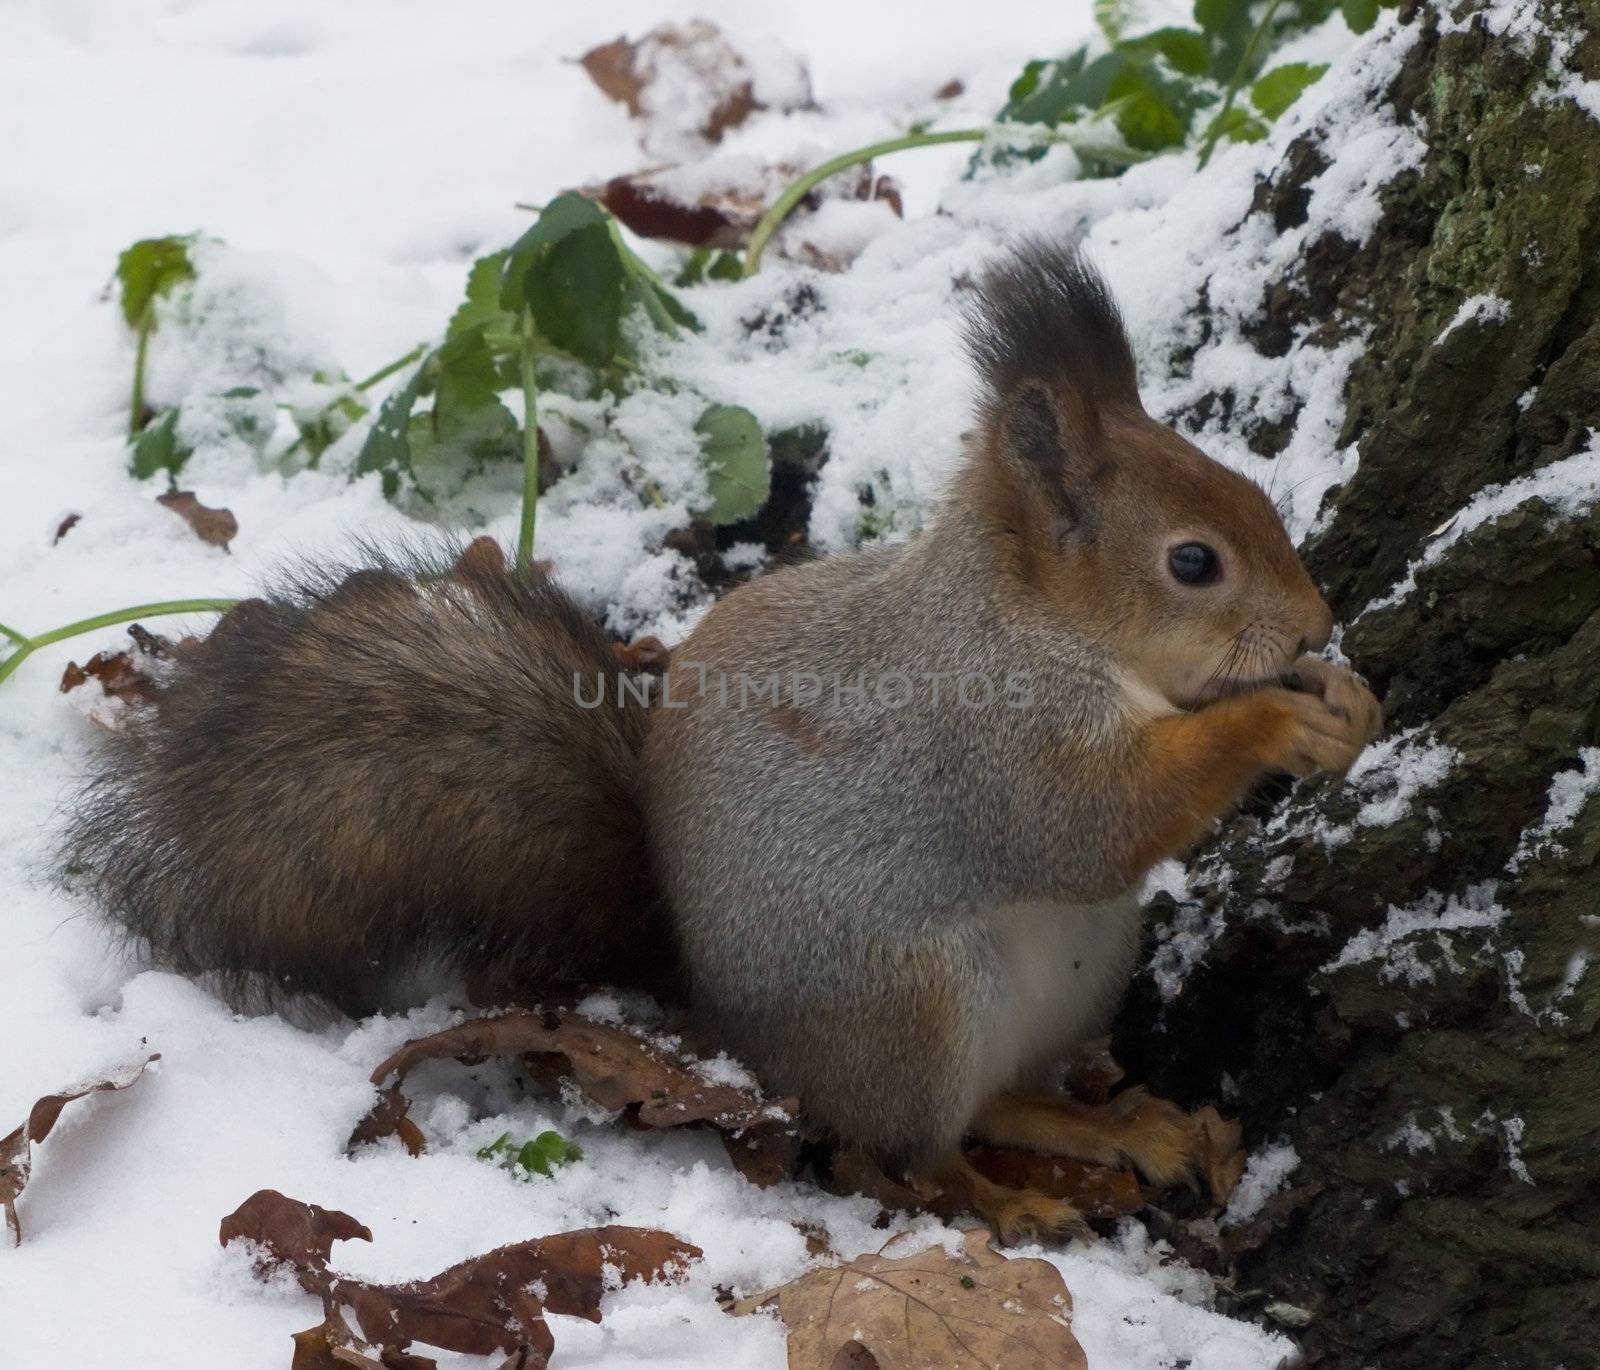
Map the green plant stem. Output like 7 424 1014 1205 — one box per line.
1197 0 1288 169
352 344 427 393
0 599 238 689
742 129 989 278
516 308 540 572
279 344 429 464
739 126 1146 277
129 306 153 440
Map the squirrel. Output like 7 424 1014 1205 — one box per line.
62 239 1383 1242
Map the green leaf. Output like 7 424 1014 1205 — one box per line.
1104 61 1213 152
1120 27 1212 77
476 1132 514 1161
1205 104 1270 145
429 328 521 469
448 250 515 343
128 409 191 481
499 193 610 311
524 222 626 368
117 236 196 329
355 355 433 498
1114 89 1188 151
1192 0 1254 79
675 248 744 286
514 1130 581 1178
1094 0 1138 42
1341 0 1380 30
696 404 770 526
295 393 367 462
999 48 1129 126
1249 61 1329 119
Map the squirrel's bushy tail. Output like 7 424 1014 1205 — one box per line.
60 541 669 1014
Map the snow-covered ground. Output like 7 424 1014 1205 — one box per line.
0 0 1408 1364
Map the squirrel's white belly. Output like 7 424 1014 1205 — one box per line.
984 895 1144 1091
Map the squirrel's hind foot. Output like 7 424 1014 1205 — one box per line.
969 1087 1206 1197
922 1154 1092 1247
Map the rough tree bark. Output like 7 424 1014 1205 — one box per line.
1114 3 1600 1367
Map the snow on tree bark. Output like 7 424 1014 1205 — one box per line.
1114 3 1600 1366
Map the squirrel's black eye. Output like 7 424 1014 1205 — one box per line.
1168 542 1221 586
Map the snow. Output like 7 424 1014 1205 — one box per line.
1322 883 1508 984
1221 1142 1302 1228
0 0 1407 1365
1360 438 1600 615
1435 292 1510 343
1509 746 1600 870
1318 725 1461 848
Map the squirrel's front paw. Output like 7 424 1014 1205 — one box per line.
1256 663 1382 778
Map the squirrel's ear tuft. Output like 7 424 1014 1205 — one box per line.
963 238 1141 422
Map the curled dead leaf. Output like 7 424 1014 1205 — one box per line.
369 1008 798 1184
578 21 812 153
733 1227 1086 1370
1194 1105 1246 1210
218 1188 373 1292
222 1190 699 1368
1 1054 159 1243
157 489 238 549
590 158 900 258
347 1084 426 1157
60 624 190 727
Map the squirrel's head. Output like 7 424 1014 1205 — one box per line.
964 239 1333 709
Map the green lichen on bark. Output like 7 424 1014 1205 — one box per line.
1116 3 1600 1366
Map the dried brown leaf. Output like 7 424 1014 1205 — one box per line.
734 1227 1086 1370
577 21 810 148
219 1189 373 1292
158 489 238 549
964 1146 1144 1222
826 1146 929 1217
59 648 153 708
1194 1105 1246 1210
1 1054 159 1243
1059 1037 1125 1106
347 1084 426 1157
590 157 895 255
371 1008 798 1181
223 1190 697 1368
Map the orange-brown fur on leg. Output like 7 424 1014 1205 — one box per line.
1119 680 1379 879
969 1088 1200 1192
921 1152 1091 1247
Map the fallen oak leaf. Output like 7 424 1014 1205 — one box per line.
1 1054 159 1244
347 1084 426 1157
221 1190 698 1368
218 1188 372 1292
1193 1105 1247 1211
589 157 900 254
157 488 238 549
732 1227 1086 1370
370 1008 798 1184
578 21 812 153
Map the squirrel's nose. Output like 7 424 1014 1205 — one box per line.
1300 603 1334 655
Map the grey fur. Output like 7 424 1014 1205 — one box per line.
647 516 1146 1166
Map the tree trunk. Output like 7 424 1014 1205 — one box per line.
1113 3 1600 1366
